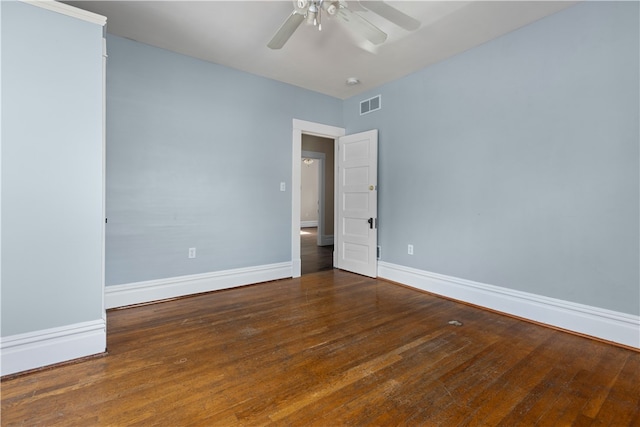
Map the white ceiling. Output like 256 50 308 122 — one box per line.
65 1 577 99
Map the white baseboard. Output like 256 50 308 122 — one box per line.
105 262 292 309
378 261 640 349
319 235 334 246
301 221 318 228
1 319 106 376
292 258 301 278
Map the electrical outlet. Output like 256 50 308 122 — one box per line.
280 182 286 192
408 244 413 255
188 247 196 259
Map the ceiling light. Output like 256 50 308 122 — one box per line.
303 158 314 165
346 77 360 86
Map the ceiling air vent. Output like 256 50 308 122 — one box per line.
360 95 381 115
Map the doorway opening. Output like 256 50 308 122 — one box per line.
291 119 345 278
292 120 379 278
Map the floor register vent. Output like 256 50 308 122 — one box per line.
360 95 381 115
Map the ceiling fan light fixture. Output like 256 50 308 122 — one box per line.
270 0 412 49
306 9 316 26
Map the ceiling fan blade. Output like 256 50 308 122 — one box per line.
337 6 387 45
267 11 305 49
359 1 420 31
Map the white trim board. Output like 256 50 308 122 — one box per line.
24 0 107 25
301 221 318 228
377 261 640 349
105 262 292 309
1 319 106 376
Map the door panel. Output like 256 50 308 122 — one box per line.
337 130 378 278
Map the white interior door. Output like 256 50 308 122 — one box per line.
336 129 378 278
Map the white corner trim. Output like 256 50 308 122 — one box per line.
293 119 346 138
378 261 640 349
1 319 106 376
301 221 319 228
105 262 292 309
292 258 302 278
23 0 107 25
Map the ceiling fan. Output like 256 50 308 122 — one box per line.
267 0 420 50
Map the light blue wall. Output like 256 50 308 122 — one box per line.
1 2 105 335
344 2 639 315
105 35 342 285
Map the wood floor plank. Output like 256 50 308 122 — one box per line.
301 227 333 275
285 329 475 425
1 270 638 426
494 333 607 426
592 352 640 426
579 343 632 420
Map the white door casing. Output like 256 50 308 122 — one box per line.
292 119 345 278
336 130 378 278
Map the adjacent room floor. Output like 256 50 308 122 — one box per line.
301 227 333 275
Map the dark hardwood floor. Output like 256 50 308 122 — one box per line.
2 270 639 426
301 227 333 275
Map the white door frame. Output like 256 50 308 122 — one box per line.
292 119 345 278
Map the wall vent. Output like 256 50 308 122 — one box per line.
360 95 382 115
